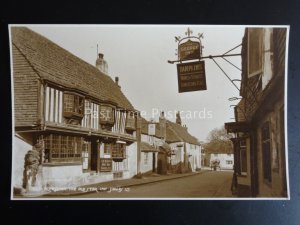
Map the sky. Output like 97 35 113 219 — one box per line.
27 25 245 142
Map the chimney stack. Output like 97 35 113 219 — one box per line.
115 76 120 88
176 111 182 125
159 111 166 141
96 53 108 74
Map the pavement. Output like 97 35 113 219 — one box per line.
15 167 232 198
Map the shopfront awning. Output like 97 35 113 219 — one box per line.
225 122 250 133
140 142 159 152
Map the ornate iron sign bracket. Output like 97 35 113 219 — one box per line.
169 28 242 92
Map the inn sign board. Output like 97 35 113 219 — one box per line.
178 40 201 61
177 61 207 93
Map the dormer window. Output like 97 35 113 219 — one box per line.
125 111 136 133
63 92 84 119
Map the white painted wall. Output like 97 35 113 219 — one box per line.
169 142 184 165
262 28 273 90
169 142 201 172
13 136 32 188
210 153 234 170
127 142 137 178
42 164 83 188
187 143 202 171
140 152 156 173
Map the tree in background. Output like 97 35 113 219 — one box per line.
204 126 234 154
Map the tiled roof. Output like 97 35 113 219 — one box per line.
236 98 246 122
141 117 163 138
140 142 159 152
11 27 135 110
166 121 200 145
159 143 171 152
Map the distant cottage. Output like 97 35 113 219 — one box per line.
140 112 202 175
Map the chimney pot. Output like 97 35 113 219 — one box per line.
115 76 119 84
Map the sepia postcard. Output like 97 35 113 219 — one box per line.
9 25 290 200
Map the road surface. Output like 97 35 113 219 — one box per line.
71 170 233 198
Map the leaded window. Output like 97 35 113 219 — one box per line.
44 134 83 163
63 92 84 118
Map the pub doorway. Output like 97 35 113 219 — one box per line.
91 140 99 172
152 152 156 172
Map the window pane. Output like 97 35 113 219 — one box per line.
52 135 60 158
64 94 74 112
45 134 83 162
104 143 111 154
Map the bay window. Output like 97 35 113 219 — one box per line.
99 104 115 128
104 143 126 161
44 134 84 163
63 92 84 118
125 111 136 132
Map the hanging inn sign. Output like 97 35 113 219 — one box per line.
170 28 207 93
177 61 207 92
168 28 243 93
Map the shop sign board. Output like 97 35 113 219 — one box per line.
177 61 207 92
99 158 112 172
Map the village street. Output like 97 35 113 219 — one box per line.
66 170 233 198
10 26 288 200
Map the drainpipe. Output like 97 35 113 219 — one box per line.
136 113 142 177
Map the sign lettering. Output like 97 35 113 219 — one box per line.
99 158 112 172
177 61 207 92
179 40 201 60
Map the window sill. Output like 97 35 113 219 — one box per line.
42 162 82 167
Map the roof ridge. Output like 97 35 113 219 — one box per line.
11 27 135 110
166 120 200 145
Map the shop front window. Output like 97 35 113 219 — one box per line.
44 134 83 163
111 143 126 161
104 143 112 155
